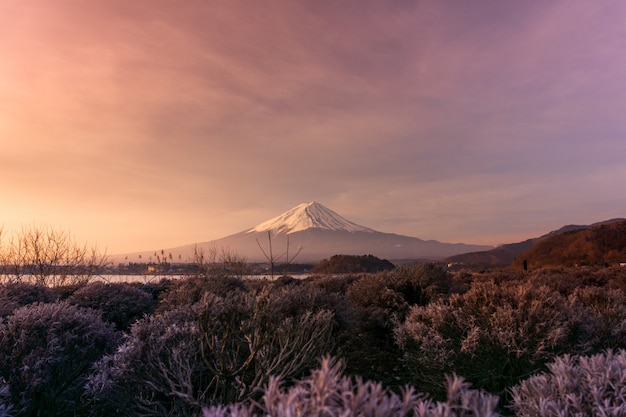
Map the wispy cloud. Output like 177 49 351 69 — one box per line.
1 0 625 251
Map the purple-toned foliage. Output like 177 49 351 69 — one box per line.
67 281 156 330
0 381 12 417
395 280 594 397
0 282 57 317
89 290 334 416
569 286 626 351
511 350 626 416
88 305 203 417
157 275 248 312
202 357 500 417
0 302 121 416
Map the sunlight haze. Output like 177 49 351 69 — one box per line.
1 0 625 253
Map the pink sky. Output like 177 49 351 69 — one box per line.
1 0 625 254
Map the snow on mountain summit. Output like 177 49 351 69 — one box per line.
247 202 375 235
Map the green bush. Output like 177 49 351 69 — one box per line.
0 302 121 416
395 280 592 397
67 281 156 330
511 350 626 416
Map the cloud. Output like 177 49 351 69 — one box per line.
1 0 625 252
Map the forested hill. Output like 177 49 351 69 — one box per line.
513 219 626 269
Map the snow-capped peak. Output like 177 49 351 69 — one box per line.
247 202 375 235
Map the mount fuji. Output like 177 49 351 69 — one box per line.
117 202 491 263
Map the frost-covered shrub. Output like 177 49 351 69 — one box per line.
348 264 450 315
302 273 361 293
510 350 626 417
67 281 156 330
395 280 592 397
89 291 334 416
198 290 334 403
382 263 451 305
88 306 203 417
570 286 626 350
0 381 13 417
0 302 121 416
347 263 451 335
0 282 57 317
202 357 500 417
157 275 248 311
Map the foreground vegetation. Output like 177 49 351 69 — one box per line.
2 263 626 416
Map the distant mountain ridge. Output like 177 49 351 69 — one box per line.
511 219 626 268
444 218 626 267
115 202 491 263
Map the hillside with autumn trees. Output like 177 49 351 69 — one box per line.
513 219 626 269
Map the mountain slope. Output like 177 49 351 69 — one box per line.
116 202 491 263
511 219 626 268
444 219 625 267
248 202 374 234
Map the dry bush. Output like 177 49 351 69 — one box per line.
569 286 626 350
88 305 205 417
605 266 626 292
157 275 248 312
198 290 334 404
380 263 451 306
89 291 334 416
0 282 57 317
346 263 451 339
0 302 121 416
0 225 107 286
525 266 616 296
395 280 593 398
67 281 156 330
510 350 626 416
340 265 452 389
348 263 449 309
0 382 12 417
301 273 362 293
202 357 500 417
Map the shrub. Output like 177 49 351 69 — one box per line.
198 290 334 403
0 282 57 317
157 275 248 311
202 357 500 417
347 275 408 336
311 254 395 274
347 263 451 339
339 265 452 389
88 305 204 417
0 225 107 286
395 280 592 398
302 273 361 293
510 350 626 416
0 302 121 416
0 381 13 417
89 291 335 416
527 266 612 295
382 263 451 305
569 286 626 351
67 281 156 330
